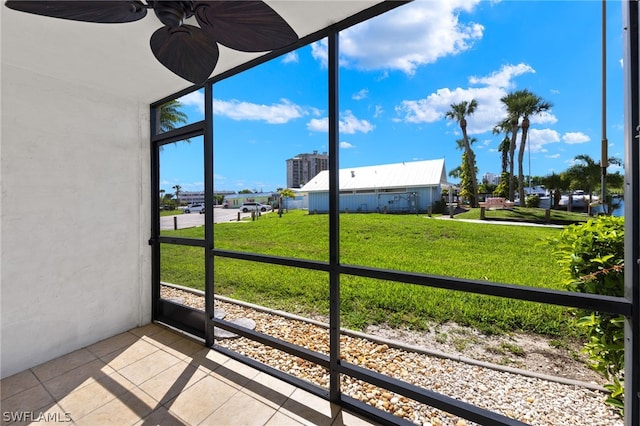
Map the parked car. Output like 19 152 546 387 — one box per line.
240 202 271 213
183 204 203 214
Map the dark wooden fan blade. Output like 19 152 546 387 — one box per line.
5 1 147 23
194 1 297 52
150 25 219 84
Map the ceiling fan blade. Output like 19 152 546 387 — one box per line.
4 1 147 23
150 24 219 84
194 1 297 52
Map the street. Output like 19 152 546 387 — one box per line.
160 207 270 230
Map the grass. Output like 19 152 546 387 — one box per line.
160 209 183 217
455 206 591 224
160 210 577 337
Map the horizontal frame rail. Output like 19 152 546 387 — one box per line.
212 250 632 317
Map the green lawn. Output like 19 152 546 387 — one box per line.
455 206 591 224
161 211 576 336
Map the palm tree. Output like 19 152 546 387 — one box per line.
516 90 552 204
445 100 479 207
568 154 622 205
453 137 478 205
172 184 182 205
499 92 524 201
159 100 188 133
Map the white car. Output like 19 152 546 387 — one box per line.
240 202 271 213
183 204 204 214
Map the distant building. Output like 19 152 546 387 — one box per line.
177 190 235 205
225 192 279 208
482 172 501 186
301 159 449 213
286 151 329 188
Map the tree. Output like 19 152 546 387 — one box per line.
451 137 478 206
172 185 182 205
278 188 296 215
567 154 622 206
540 172 569 209
239 189 253 194
515 90 552 204
445 100 479 207
492 118 512 175
159 100 188 133
499 92 523 201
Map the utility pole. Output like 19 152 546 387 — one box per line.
601 0 608 211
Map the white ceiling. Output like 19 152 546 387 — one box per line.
1 1 395 103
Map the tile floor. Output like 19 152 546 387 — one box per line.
1 324 379 425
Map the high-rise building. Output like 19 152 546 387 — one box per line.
286 151 329 188
482 172 501 186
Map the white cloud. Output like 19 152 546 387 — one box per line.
527 128 561 153
311 1 484 75
306 110 375 134
545 153 561 159
282 51 299 64
373 105 384 118
178 90 205 113
352 89 369 100
563 132 590 144
340 141 355 149
212 98 304 124
394 63 559 134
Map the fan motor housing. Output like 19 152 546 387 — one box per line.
151 0 194 28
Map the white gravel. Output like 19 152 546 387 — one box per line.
161 285 623 426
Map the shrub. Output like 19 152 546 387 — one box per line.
525 194 540 208
551 216 625 414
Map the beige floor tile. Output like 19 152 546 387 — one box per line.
159 335 206 361
129 323 165 338
74 384 157 426
201 391 277 426
142 328 185 348
0 384 55 416
134 406 188 426
189 348 229 374
332 410 381 426
31 349 97 382
264 411 306 425
98 339 160 371
278 388 340 426
2 403 72 426
210 357 259 390
118 349 181 386
138 361 207 405
86 331 140 358
57 372 135 421
0 370 40 400
42 358 114 400
241 372 297 409
165 375 237 425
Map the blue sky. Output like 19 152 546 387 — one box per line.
159 0 625 194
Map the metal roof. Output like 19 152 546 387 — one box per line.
301 159 447 192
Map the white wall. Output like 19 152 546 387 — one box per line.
1 65 151 378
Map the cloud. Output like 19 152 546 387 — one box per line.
562 132 591 144
352 89 369 100
340 141 355 149
545 153 561 159
527 128 561 153
394 63 559 134
373 105 384 118
311 1 484 75
307 111 374 134
282 51 299 64
212 98 304 124
178 90 205 113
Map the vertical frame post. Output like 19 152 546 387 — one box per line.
328 30 341 402
623 1 639 425
204 83 215 347
150 105 161 321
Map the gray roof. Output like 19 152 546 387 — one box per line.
301 159 447 192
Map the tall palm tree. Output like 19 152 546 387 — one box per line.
172 184 182 205
492 118 512 175
499 92 524 201
159 100 188 133
569 154 622 205
454 137 478 205
445 100 479 207
516 90 552 204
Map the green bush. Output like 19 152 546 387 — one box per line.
525 194 540 208
551 216 625 414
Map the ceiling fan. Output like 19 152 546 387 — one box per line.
5 1 299 84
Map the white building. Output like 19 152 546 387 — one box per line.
286 150 329 188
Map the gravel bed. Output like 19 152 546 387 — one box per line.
161 285 622 426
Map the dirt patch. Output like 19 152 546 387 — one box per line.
364 322 605 386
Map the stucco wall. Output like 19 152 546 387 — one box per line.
1 65 151 378
308 187 442 213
